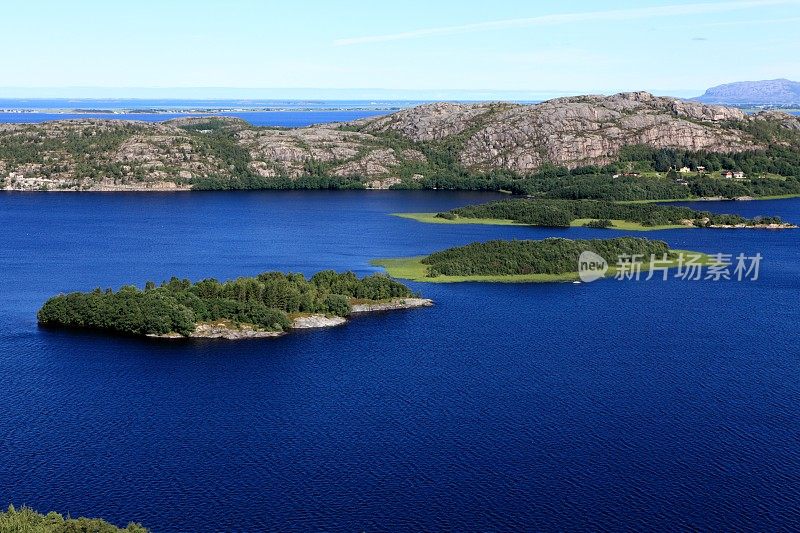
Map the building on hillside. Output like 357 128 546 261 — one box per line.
679 166 691 173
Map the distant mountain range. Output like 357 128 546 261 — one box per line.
693 79 800 105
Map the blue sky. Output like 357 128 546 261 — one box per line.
1 0 798 99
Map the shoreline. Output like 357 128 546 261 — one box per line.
621 194 800 204
394 212 796 231
147 297 433 340
371 251 713 284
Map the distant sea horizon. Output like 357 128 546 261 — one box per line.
0 98 535 127
0 98 796 127
0 99 431 127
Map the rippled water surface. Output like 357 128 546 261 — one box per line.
1 191 799 531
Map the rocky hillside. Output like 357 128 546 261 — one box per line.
693 79 800 105
1 92 798 191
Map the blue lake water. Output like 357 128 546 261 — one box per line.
1 191 800 531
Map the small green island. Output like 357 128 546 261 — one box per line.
0 504 146 533
396 198 795 231
38 271 432 339
373 237 709 283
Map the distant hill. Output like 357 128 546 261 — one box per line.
693 79 800 105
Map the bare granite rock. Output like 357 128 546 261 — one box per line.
452 93 760 172
148 298 433 340
356 102 515 141
149 322 284 340
291 315 348 329
752 110 800 130
350 297 434 313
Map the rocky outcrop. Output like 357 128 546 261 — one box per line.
291 315 347 329
753 110 800 130
389 92 759 173
350 297 433 313
150 322 284 340
708 222 798 229
1 92 797 191
355 102 514 141
149 298 433 340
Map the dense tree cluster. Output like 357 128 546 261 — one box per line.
0 504 147 533
421 237 671 277
192 174 366 190
390 161 800 201
619 144 800 179
504 171 692 201
439 199 782 227
38 271 414 337
179 120 253 178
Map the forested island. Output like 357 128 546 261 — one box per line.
3 92 800 200
38 271 431 339
0 504 146 532
373 237 706 282
399 198 794 230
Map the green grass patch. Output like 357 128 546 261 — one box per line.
371 250 713 284
569 219 689 231
395 212 689 231
393 213 523 226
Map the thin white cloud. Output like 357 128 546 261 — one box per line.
334 0 800 46
698 15 800 26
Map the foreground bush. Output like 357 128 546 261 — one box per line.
0 504 146 533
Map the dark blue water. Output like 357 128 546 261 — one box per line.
2 191 800 532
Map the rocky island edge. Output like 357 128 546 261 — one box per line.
37 271 432 341
150 298 434 340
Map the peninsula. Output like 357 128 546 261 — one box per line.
2 91 800 200
398 198 795 230
373 237 708 283
37 271 432 340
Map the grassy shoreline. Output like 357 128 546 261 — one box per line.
393 212 688 231
620 193 800 204
371 250 713 283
